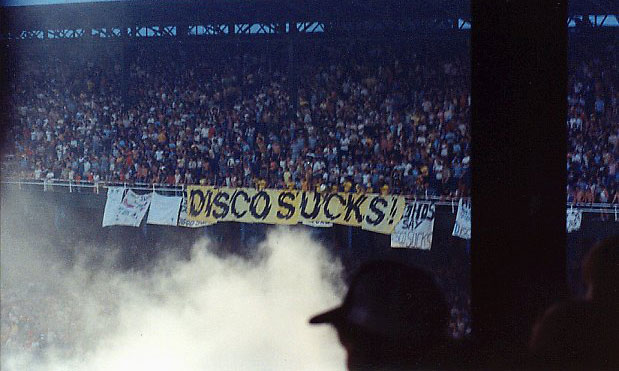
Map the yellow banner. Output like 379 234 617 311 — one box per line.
186 186 406 234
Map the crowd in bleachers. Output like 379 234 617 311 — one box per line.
5 44 471 198
3 43 616 201
567 43 618 204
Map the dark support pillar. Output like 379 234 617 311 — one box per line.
471 0 568 366
287 22 299 114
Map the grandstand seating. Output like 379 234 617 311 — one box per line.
3 42 616 202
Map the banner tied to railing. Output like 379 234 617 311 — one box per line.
566 208 582 233
146 193 182 226
391 202 436 250
102 188 152 227
186 186 406 234
452 198 471 240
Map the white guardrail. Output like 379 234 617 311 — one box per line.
1 178 618 215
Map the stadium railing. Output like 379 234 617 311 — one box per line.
1 178 617 214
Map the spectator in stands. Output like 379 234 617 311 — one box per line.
529 235 619 369
309 261 465 370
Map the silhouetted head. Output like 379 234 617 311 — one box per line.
310 261 449 370
529 235 619 369
583 234 618 304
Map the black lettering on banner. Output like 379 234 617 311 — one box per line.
300 192 323 219
344 194 368 223
201 190 215 218
190 189 215 217
189 189 205 216
408 204 416 223
365 196 387 225
411 202 431 228
250 191 272 219
212 191 230 219
412 203 422 221
324 193 345 220
420 204 429 220
231 190 249 218
388 197 398 224
404 203 413 219
413 203 429 229
277 192 297 219
402 204 414 229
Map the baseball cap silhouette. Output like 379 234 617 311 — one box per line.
310 260 448 340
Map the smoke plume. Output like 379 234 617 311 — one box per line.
1 191 347 371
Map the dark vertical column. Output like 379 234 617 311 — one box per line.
471 0 567 366
287 22 299 114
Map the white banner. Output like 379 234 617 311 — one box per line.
391 202 436 250
178 197 215 228
147 193 182 226
104 190 152 227
567 208 582 233
102 187 125 227
452 198 471 240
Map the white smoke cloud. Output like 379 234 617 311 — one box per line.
1 194 347 371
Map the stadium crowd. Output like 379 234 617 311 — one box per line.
4 43 616 201
566 43 619 204
5 44 471 198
